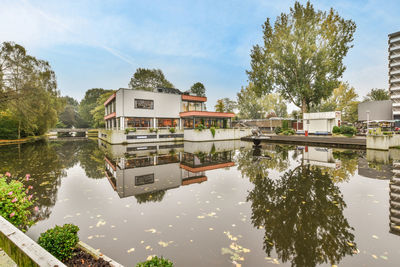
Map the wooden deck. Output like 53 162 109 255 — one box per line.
241 135 366 148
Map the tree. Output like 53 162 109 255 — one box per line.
247 1 356 113
364 88 390 102
0 42 63 138
190 82 206 97
90 91 115 128
214 98 236 113
222 98 237 113
58 96 79 128
215 99 225 112
78 88 113 128
316 83 359 123
237 83 288 119
128 68 174 91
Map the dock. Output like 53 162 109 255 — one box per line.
241 135 366 148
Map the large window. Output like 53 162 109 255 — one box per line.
126 117 152 128
157 118 179 128
135 99 154 109
181 101 203 112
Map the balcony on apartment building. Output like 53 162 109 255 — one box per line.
391 77 400 84
390 69 400 75
390 53 400 60
390 44 400 52
391 61 400 68
390 35 400 43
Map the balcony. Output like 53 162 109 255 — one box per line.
391 54 400 60
390 36 400 43
391 45 400 52
394 110 400 115
391 61 400 68
391 78 400 84
393 103 400 107
391 86 400 91
391 69 400 75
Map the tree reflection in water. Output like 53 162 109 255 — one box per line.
237 146 357 267
0 139 105 225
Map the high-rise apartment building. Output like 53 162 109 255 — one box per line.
389 31 400 119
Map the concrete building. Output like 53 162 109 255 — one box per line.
104 88 234 130
303 111 341 134
389 31 400 119
358 100 393 121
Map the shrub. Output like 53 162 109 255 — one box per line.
282 129 295 135
136 256 174 267
149 128 154 133
339 125 356 136
210 127 216 137
149 128 158 133
195 124 205 131
125 128 137 134
274 127 282 135
0 174 35 231
38 224 80 261
332 126 340 134
169 127 176 133
383 131 393 136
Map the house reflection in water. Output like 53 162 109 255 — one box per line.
302 146 341 169
100 140 243 201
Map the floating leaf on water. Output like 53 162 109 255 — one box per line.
96 219 106 227
372 254 378 259
346 242 354 247
88 236 93 240
197 215 205 219
113 238 117 241
158 241 173 247
380 255 388 260
238 202 245 205
209 228 214 231
372 235 379 239
145 245 151 250
145 228 157 234
127 248 135 253
168 225 173 228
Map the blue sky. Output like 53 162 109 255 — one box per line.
1 0 399 111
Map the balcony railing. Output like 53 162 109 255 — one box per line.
391 61 400 68
390 36 400 43
391 69 400 75
390 54 400 60
391 45 400 52
391 78 400 84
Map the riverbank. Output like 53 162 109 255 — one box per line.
242 134 366 148
0 136 46 146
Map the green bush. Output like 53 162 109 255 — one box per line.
274 127 282 135
149 128 158 133
195 124 205 131
169 127 176 133
282 120 289 130
332 126 340 134
38 224 80 261
0 112 19 139
339 125 356 136
136 256 174 267
125 127 137 134
210 127 216 137
0 174 36 231
282 129 295 135
383 131 393 136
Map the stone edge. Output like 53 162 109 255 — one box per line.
77 241 124 267
0 215 65 267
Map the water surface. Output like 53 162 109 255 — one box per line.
0 139 399 266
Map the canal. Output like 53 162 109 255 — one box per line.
0 139 399 266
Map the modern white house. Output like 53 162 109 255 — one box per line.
389 31 400 120
303 111 341 134
100 87 251 144
104 87 234 130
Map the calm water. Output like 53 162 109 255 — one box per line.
1 138 400 266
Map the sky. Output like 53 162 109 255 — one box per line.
0 0 399 111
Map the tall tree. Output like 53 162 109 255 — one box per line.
91 91 115 128
222 98 237 113
58 96 79 128
128 68 174 91
214 99 225 112
78 88 113 128
190 82 206 97
316 83 359 123
0 42 63 138
363 88 390 102
247 1 356 113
